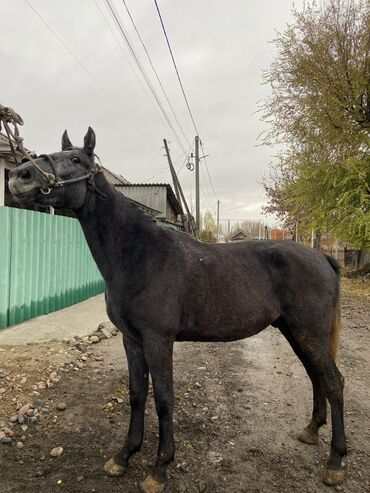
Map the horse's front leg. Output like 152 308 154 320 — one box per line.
104 337 149 476
140 336 175 493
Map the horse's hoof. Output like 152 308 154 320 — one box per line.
323 467 345 486
298 428 318 445
103 457 126 477
139 474 166 493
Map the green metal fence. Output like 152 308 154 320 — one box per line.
0 206 104 329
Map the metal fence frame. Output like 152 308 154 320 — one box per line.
343 249 370 270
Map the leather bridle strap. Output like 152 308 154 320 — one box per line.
37 154 93 193
35 154 107 198
1 114 56 185
1 105 56 185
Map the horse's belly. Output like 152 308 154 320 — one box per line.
176 314 274 343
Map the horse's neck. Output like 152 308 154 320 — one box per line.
76 174 159 282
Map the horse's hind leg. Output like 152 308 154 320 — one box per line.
279 326 327 445
320 358 346 485
282 324 346 486
298 379 327 445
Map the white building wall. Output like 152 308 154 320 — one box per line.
0 158 16 206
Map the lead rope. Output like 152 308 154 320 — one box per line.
0 104 107 198
0 104 56 185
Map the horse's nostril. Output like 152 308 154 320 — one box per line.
19 169 32 180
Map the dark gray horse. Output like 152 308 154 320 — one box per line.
8 128 346 492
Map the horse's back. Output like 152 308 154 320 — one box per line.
175 238 339 342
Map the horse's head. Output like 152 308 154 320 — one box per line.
8 127 98 210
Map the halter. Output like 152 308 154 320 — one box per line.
35 153 105 197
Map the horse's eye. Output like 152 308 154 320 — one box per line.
71 156 80 164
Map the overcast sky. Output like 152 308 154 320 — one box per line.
1 0 302 225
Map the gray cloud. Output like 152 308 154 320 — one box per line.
1 0 300 222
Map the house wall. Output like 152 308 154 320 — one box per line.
166 199 178 224
0 158 15 206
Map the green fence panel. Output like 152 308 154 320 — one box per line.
0 206 104 329
0 207 12 328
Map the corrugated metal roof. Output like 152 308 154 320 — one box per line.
0 133 33 163
0 134 21 162
115 183 182 217
101 166 129 185
119 183 172 187
126 197 161 217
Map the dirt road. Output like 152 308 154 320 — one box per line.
0 278 369 493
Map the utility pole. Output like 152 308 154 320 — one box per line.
216 200 220 243
163 139 181 206
195 135 200 231
163 139 198 238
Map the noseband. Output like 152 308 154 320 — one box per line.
35 154 103 196
26 153 107 198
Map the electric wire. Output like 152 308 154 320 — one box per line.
122 0 192 149
152 0 219 205
200 164 215 210
176 142 193 174
200 141 218 201
26 0 218 212
153 0 200 137
94 0 170 133
98 0 197 198
143 148 188 183
24 0 161 157
104 0 189 156
142 166 169 183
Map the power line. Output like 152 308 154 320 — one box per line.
103 0 189 156
142 148 188 183
142 166 169 183
153 0 200 136
200 164 215 210
24 0 161 156
121 0 192 149
200 141 218 201
152 1 219 205
176 143 193 174
25 0 217 206
94 0 170 133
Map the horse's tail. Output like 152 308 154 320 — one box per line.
330 296 341 361
325 254 341 361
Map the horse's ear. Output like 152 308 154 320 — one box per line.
84 127 96 156
61 130 73 150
